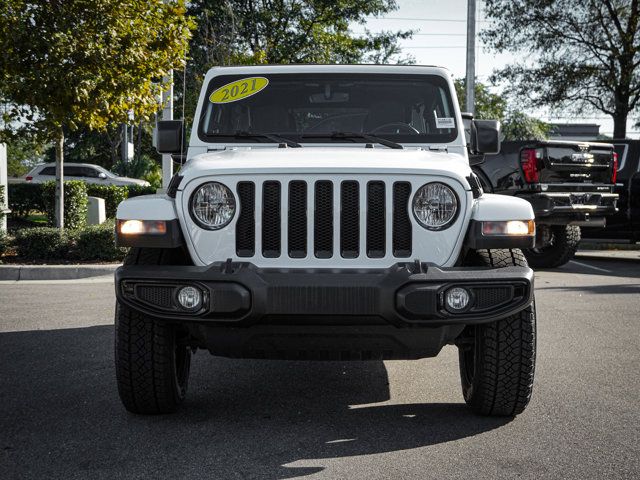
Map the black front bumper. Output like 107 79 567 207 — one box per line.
521 192 618 226
115 261 534 328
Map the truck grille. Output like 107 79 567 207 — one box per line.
236 180 412 260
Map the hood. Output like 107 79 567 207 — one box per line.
179 147 473 186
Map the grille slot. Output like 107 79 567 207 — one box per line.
314 181 333 258
288 181 307 258
367 181 386 258
340 181 360 258
262 181 281 257
392 182 412 257
236 182 255 257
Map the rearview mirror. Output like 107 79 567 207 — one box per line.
154 120 184 155
470 120 500 155
98 172 107 179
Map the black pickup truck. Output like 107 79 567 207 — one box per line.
471 140 619 268
580 139 640 242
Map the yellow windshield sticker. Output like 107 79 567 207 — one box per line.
209 77 269 104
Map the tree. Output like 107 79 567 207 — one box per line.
0 0 193 228
455 79 550 141
178 0 413 124
482 0 640 139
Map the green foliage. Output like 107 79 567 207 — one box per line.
454 78 549 141
41 181 88 230
0 0 194 135
502 111 551 141
5 136 46 177
455 79 507 120
85 184 128 219
72 220 127 261
126 184 157 198
7 183 45 218
14 227 70 260
12 221 126 261
0 230 9 256
113 154 163 190
482 0 640 138
0 184 4 218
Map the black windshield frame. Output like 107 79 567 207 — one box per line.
197 73 459 145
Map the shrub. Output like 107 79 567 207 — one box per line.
85 184 128 218
41 180 88 229
0 184 5 222
8 183 45 218
126 184 156 198
0 230 9 256
14 227 70 260
72 220 127 261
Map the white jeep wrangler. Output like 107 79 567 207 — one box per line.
114 65 537 416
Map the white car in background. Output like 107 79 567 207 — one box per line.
25 162 150 187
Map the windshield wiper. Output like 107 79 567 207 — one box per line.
301 131 404 150
233 130 302 148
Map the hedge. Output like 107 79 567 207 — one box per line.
12 220 127 261
14 227 71 260
72 220 127 261
8 182 156 221
126 184 156 198
85 184 128 218
41 180 88 229
8 183 46 218
0 184 5 221
0 230 9 257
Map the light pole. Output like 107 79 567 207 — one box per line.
465 0 476 114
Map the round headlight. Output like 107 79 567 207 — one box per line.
413 182 458 230
190 182 236 230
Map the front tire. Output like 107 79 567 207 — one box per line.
458 249 536 416
524 225 581 268
114 247 192 414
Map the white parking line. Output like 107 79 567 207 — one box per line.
569 260 612 273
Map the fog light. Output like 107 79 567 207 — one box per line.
177 286 202 310
445 287 470 312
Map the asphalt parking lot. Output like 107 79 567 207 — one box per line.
1 254 639 479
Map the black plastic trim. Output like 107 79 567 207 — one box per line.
167 175 183 198
115 261 534 328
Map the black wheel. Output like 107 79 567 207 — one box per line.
115 247 192 414
524 225 581 268
458 249 536 416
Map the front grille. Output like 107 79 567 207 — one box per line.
236 179 412 260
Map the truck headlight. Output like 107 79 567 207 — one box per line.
190 182 236 230
413 182 458 230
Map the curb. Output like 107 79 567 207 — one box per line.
0 264 119 281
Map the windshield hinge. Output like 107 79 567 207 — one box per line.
428 145 448 152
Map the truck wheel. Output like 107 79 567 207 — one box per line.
523 225 581 268
115 247 192 414
458 249 536 416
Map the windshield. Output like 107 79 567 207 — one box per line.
198 73 458 144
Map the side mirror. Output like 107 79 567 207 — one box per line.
471 120 501 155
98 172 107 179
154 120 184 155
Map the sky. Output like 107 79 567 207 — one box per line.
360 0 637 137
